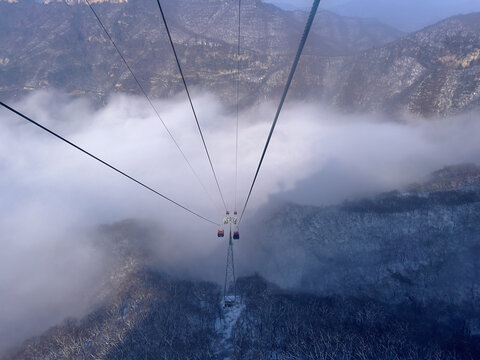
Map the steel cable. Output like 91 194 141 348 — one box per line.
234 0 242 212
239 0 321 223
85 0 222 214
155 0 228 212
0 101 220 226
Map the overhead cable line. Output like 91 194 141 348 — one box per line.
0 101 220 226
239 0 321 223
155 0 228 212
85 0 221 214
234 0 242 212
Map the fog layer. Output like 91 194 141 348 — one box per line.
1 91 480 351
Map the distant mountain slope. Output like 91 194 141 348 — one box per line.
1 1 479 116
166 1 402 56
301 13 480 116
0 0 401 106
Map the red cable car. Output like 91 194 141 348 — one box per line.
217 229 225 238
233 231 240 240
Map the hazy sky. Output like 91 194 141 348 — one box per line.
267 0 480 31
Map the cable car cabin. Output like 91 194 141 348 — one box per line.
233 231 240 240
217 230 225 238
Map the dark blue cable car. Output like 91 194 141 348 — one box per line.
218 229 225 237
233 231 240 240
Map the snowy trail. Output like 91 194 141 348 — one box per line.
214 301 244 359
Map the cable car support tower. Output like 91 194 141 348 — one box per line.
222 212 239 307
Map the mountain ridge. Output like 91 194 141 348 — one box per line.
0 0 406 110
0 3 479 114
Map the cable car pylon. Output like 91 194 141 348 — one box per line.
219 211 239 307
